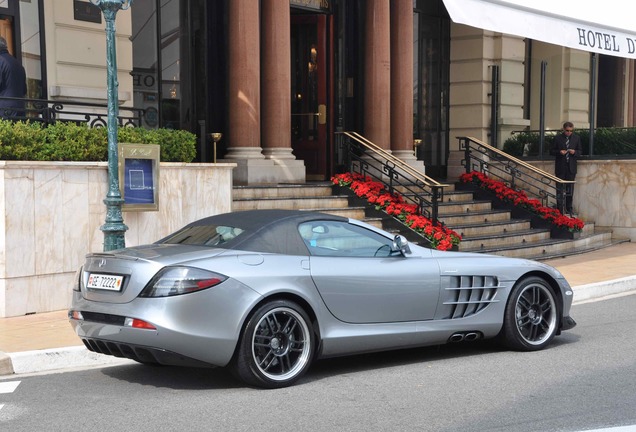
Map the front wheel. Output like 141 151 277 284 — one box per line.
232 300 314 388
501 277 559 351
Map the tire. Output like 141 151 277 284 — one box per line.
232 300 314 388
501 276 559 351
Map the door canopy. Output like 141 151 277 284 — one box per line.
443 0 636 59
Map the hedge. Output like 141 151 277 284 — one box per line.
502 127 636 158
0 120 197 162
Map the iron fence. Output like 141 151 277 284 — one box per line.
0 96 144 128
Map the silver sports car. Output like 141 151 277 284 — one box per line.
69 209 576 388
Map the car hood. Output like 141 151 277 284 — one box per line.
80 244 228 304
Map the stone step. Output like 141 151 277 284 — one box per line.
301 206 368 220
232 195 350 211
233 183 333 200
464 231 618 260
452 220 532 237
458 229 552 251
438 210 512 225
533 235 629 261
441 191 475 203
437 200 492 215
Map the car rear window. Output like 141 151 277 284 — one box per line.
158 225 245 247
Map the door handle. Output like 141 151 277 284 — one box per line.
318 104 326 125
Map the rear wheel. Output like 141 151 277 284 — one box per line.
233 300 314 388
502 277 558 351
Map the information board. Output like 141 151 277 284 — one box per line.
118 143 160 211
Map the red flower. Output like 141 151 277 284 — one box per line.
460 170 584 232
337 173 461 249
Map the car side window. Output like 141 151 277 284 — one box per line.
298 221 395 257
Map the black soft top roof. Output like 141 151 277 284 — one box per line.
158 209 348 256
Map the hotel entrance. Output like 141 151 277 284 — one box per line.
291 12 332 180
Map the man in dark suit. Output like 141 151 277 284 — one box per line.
551 121 582 215
0 35 27 119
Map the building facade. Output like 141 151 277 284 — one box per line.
3 0 636 183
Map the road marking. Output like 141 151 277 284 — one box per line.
0 381 20 394
580 426 636 432
0 381 21 415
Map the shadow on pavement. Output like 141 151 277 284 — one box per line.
98 333 579 390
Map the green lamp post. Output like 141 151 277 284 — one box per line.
91 0 133 251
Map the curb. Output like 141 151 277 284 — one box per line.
572 275 636 304
2 279 636 377
1 346 133 376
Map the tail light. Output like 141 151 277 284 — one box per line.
72 267 83 292
139 267 227 298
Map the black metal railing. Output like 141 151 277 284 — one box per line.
336 131 448 221
0 96 144 128
460 136 573 214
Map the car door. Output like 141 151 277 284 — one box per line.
300 220 441 324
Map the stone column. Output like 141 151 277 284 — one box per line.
225 0 267 184
261 0 305 182
390 0 424 173
364 0 391 150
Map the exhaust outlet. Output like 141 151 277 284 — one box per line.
449 333 465 343
448 332 482 343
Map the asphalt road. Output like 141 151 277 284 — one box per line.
1 293 636 432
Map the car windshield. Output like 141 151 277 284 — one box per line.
158 225 245 247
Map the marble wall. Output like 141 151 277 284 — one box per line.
0 162 235 318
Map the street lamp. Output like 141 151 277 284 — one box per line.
91 0 133 251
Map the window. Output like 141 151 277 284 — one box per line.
131 0 160 128
159 225 244 247
131 0 184 129
298 221 395 258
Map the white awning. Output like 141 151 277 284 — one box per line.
442 0 636 59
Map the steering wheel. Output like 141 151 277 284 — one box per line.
374 244 391 257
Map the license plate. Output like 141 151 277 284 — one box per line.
87 273 124 291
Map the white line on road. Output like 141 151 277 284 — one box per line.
0 380 20 394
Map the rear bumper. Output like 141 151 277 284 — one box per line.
79 336 214 368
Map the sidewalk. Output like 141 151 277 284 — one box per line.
1 242 636 376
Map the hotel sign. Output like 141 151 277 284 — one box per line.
577 28 636 57
443 0 636 60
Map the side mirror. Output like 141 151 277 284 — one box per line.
393 235 411 255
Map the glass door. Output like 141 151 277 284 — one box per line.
291 14 329 180
414 3 451 179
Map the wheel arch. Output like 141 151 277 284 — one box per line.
231 291 322 361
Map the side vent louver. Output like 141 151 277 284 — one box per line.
440 275 501 319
